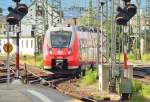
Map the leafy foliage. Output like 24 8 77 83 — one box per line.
131 80 142 94
80 69 97 86
130 80 150 102
35 54 43 68
79 0 98 28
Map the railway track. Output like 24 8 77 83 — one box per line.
0 60 16 83
0 59 74 89
133 65 150 83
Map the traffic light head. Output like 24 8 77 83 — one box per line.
126 4 137 17
122 0 131 3
7 12 19 25
17 4 28 16
116 7 129 25
6 4 28 25
12 0 21 2
116 4 137 25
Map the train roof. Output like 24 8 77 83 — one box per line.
47 25 99 33
47 26 74 32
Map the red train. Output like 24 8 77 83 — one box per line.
43 25 97 73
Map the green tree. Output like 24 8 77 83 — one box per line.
79 0 98 28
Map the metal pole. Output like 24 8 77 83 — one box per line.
98 2 104 90
96 0 100 77
110 0 116 93
16 1 20 78
136 0 141 60
6 24 10 87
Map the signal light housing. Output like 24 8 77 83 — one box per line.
122 0 131 3
12 0 21 2
7 13 19 25
116 4 137 25
126 4 137 17
6 4 28 25
17 4 28 15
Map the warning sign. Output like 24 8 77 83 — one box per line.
3 43 13 54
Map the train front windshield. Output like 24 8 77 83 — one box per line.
50 31 72 48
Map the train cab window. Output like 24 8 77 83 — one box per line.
50 31 72 48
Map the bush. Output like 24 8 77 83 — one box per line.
130 81 150 102
35 54 43 68
142 85 150 95
80 69 97 86
132 80 142 94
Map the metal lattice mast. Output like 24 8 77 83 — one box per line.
110 0 121 77
88 0 92 27
96 0 109 65
110 0 121 93
96 0 110 90
50 0 62 26
34 0 48 53
145 0 150 53
136 0 141 59
35 0 48 35
147 0 150 24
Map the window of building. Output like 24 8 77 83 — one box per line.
22 40 23 48
13 39 16 45
26 40 28 48
31 40 33 48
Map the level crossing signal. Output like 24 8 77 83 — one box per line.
116 0 137 25
6 0 28 25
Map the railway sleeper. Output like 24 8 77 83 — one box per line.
27 76 39 81
0 77 14 83
0 73 14 78
29 78 42 84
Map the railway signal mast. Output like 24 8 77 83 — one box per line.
115 0 137 99
50 0 62 26
145 0 150 53
109 0 121 93
96 0 110 91
116 0 137 77
6 0 28 79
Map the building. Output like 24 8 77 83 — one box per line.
0 0 62 55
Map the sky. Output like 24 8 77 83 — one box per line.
0 0 146 17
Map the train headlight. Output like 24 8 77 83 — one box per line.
68 48 72 55
68 51 71 55
49 48 52 54
50 50 52 54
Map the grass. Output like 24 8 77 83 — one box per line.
129 80 150 102
19 54 43 68
80 69 97 86
34 54 43 68
141 54 150 61
117 53 150 62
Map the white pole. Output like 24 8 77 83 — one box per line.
6 24 10 87
99 2 104 91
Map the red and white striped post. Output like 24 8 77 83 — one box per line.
124 45 128 77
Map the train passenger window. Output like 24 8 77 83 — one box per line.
50 31 72 48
